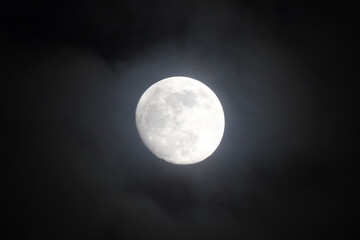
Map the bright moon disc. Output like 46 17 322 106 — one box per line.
135 76 225 165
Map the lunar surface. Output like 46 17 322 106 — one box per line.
135 76 225 165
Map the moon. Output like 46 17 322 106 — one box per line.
135 76 225 165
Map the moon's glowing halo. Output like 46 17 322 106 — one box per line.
135 76 225 165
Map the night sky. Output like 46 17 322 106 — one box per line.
2 0 357 239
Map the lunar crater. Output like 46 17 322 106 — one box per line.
144 104 170 129
181 90 198 107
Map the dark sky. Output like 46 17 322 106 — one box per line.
1 0 357 239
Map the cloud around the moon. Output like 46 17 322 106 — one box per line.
2 0 356 239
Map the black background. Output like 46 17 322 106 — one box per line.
1 0 358 239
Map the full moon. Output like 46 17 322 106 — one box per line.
135 76 225 165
